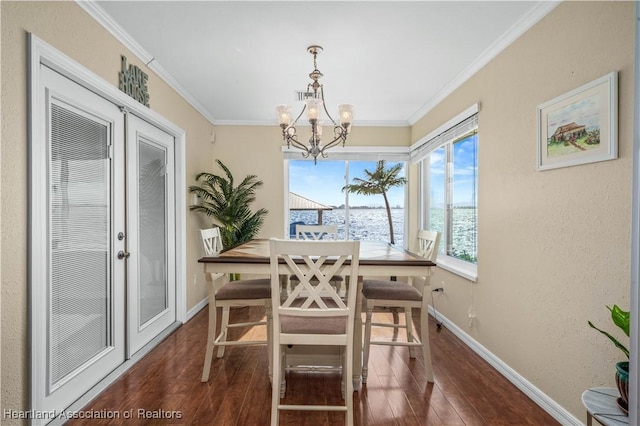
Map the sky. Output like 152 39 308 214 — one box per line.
429 133 478 208
289 160 406 207
546 93 601 136
289 133 477 209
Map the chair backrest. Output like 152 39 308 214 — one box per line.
295 224 338 240
269 238 360 333
416 230 440 262
200 227 223 256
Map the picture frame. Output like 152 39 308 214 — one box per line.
536 71 618 171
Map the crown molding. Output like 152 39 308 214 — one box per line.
408 0 561 125
76 1 217 125
78 0 558 129
213 119 410 127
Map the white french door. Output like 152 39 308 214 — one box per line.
32 65 127 417
126 114 176 355
31 64 177 421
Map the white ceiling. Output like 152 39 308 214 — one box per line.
90 1 558 126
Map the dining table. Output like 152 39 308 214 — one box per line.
198 238 436 389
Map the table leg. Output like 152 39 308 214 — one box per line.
353 276 363 390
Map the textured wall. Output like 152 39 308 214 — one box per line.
410 1 635 421
1 1 215 417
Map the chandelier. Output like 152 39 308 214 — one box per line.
276 45 354 163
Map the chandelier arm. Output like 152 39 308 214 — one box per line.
292 103 307 126
281 124 296 148
318 85 338 126
319 131 347 153
284 132 312 156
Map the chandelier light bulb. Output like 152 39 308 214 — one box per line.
305 98 323 121
276 105 292 126
338 104 354 125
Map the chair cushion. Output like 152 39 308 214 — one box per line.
216 278 271 300
280 297 347 334
281 315 347 334
362 280 422 301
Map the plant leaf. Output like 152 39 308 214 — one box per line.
588 320 629 359
189 160 268 248
608 305 630 337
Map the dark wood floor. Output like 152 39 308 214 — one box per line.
68 306 559 425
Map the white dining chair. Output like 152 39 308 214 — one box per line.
269 238 360 426
200 227 272 382
291 224 346 294
361 229 440 384
294 224 338 240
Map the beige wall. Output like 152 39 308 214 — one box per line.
411 1 635 420
211 125 411 240
1 1 215 416
1 0 635 423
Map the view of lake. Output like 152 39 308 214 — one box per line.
290 208 477 259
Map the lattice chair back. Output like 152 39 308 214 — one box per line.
268 238 360 425
295 224 338 241
272 239 359 326
416 229 440 262
200 227 224 256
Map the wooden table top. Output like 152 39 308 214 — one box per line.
198 239 436 267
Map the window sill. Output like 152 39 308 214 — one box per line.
435 255 477 282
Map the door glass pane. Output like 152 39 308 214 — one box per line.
50 103 111 386
138 140 167 325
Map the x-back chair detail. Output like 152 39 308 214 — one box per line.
292 224 346 294
269 238 360 426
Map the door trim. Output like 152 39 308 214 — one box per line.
28 33 187 421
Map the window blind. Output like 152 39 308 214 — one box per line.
410 105 479 164
50 102 111 386
282 146 409 162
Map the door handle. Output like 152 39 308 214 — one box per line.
117 251 130 260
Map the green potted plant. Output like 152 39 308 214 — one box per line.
189 158 268 252
588 304 630 412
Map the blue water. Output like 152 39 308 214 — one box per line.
290 208 405 247
290 208 477 259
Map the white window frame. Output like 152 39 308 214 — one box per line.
412 104 479 281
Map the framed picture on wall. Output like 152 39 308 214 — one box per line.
536 71 618 171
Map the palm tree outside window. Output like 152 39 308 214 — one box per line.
287 160 406 246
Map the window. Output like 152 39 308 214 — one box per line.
285 151 408 247
413 106 478 280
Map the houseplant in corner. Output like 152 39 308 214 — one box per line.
189 159 268 280
588 304 630 413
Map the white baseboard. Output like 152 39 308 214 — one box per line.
186 296 209 322
428 306 581 426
